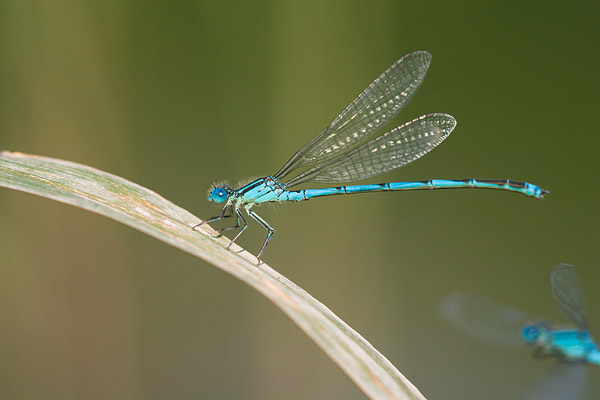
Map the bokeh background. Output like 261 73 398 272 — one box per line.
1 1 599 399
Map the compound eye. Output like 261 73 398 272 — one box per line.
521 325 540 343
209 187 229 204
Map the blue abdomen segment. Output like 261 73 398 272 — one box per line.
283 179 548 201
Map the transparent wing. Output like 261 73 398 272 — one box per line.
441 292 531 347
551 263 589 330
284 113 455 187
275 51 432 180
523 364 588 400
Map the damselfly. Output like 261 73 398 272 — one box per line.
442 264 600 365
195 51 548 262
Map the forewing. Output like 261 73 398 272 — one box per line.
551 263 589 330
275 51 432 179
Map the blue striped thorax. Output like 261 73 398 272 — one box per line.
237 177 286 204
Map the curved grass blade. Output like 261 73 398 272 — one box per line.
0 150 425 400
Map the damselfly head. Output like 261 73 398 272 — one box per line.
208 183 233 204
521 322 551 344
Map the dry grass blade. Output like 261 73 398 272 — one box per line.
0 150 425 400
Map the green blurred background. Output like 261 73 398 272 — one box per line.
0 1 598 399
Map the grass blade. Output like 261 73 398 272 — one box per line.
0 150 425 400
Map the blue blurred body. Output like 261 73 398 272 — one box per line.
522 323 600 364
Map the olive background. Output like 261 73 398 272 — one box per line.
0 1 598 399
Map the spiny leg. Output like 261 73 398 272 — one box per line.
248 209 275 264
192 204 232 230
215 206 242 235
226 208 248 251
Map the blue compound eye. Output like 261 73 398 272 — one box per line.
209 186 229 204
521 325 540 343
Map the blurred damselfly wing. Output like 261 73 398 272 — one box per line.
523 364 588 400
441 292 530 346
551 263 589 331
